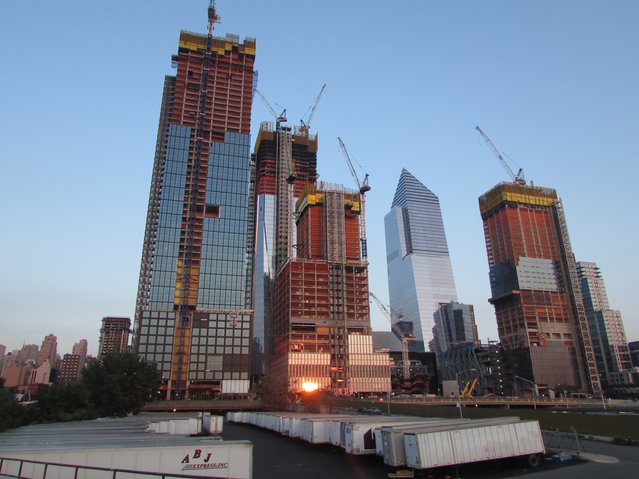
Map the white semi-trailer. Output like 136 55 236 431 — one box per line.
343 417 443 455
380 417 521 467
0 442 253 479
403 420 545 470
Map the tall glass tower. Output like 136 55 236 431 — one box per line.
384 169 458 351
577 261 632 387
134 5 256 400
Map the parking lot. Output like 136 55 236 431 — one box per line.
221 420 595 479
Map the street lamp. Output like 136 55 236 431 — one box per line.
455 369 475 418
514 375 537 410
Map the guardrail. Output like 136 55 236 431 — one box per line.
370 396 616 409
0 457 212 479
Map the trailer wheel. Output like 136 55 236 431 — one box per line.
527 454 541 468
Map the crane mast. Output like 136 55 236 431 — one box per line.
369 292 413 381
338 137 370 259
475 125 525 185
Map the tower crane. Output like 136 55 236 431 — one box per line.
369 292 414 381
338 137 371 259
254 89 287 124
299 83 326 134
253 89 294 182
254 89 295 267
475 125 526 185
207 1 221 35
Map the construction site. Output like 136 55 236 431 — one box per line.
477 126 601 397
270 183 390 394
134 3 257 400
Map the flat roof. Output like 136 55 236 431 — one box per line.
0 413 240 453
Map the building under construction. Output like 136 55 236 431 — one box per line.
479 182 600 395
271 183 391 394
250 122 319 376
98 317 131 359
134 5 256 400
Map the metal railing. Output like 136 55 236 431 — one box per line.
0 457 213 479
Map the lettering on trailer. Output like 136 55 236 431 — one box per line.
181 449 229 471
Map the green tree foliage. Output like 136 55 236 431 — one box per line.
82 353 160 417
0 388 26 432
29 382 93 423
301 389 333 413
255 373 290 410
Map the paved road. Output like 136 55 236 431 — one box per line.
222 421 639 479
506 437 639 479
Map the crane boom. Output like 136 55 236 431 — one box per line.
254 89 286 123
338 137 371 259
369 292 413 381
207 1 220 36
475 125 525 185
300 83 326 131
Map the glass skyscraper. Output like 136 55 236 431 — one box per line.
384 169 458 352
432 302 479 355
134 5 256 400
577 261 631 387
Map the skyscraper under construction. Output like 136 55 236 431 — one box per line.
251 119 390 394
479 182 601 395
134 4 256 399
272 183 390 394
251 122 318 376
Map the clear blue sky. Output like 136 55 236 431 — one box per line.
1 0 637 356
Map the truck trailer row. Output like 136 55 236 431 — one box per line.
226 411 545 470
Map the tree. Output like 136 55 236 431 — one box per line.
255 373 291 410
0 386 26 432
301 389 333 413
29 382 93 423
82 353 160 417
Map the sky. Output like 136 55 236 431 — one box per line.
1 0 638 357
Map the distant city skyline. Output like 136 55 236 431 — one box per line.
1 1 638 356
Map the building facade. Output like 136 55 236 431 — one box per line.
39 334 57 367
431 302 479 355
384 169 458 351
577 261 631 387
133 5 256 399
98 317 131 358
271 184 390 394
479 182 600 395
436 342 508 397
72 339 88 370
0 345 5 379
630 341 639 368
16 344 39 365
250 122 318 376
59 354 82 383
